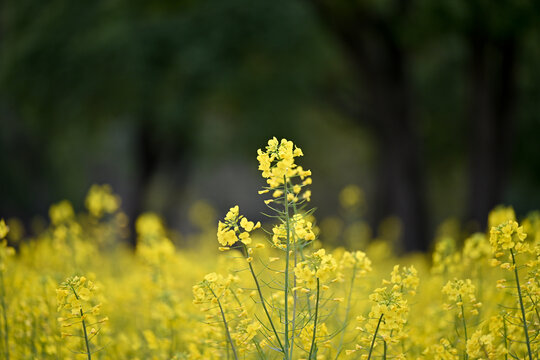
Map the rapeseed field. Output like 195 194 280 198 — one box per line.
0 138 538 359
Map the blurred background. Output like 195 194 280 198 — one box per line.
1 0 539 252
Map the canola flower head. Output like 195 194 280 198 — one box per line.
0 219 14 264
217 205 260 248
85 184 120 218
422 338 458 359
339 184 365 210
0 219 9 239
351 265 419 355
294 249 338 287
49 200 75 226
257 137 312 201
432 236 461 275
381 265 420 295
366 286 409 339
56 275 107 355
272 213 316 249
463 232 491 262
441 278 481 316
135 214 176 266
466 329 507 359
193 272 239 305
299 322 329 350
390 265 420 295
340 250 372 275
490 220 528 256
136 212 166 240
57 275 100 314
0 237 15 272
488 205 516 229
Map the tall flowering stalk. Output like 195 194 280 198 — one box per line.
216 206 281 352
294 249 339 358
490 220 535 359
57 276 108 360
193 273 239 359
335 251 372 359
257 137 314 359
207 138 316 359
441 278 482 359
349 265 419 359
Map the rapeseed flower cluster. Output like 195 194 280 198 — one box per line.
294 249 338 288
466 329 507 359
257 137 312 203
442 278 481 316
85 184 121 219
349 265 418 358
272 213 316 249
490 220 529 256
217 205 261 249
57 275 108 359
339 250 372 275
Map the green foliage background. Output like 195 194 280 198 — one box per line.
1 0 539 249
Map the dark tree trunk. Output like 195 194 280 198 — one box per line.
126 119 160 246
467 34 517 229
360 35 427 253
127 118 192 246
311 2 428 251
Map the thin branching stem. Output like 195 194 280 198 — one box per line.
459 295 468 360
289 198 299 360
335 262 357 359
69 285 92 360
367 314 384 360
510 249 533 360
208 286 239 360
284 177 291 359
503 316 508 360
247 261 285 354
0 271 9 360
79 308 92 360
308 278 320 360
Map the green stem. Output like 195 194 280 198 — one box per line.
69 285 91 360
459 295 468 360
254 339 267 359
383 340 387 360
367 314 384 360
289 285 297 360
247 262 285 354
308 278 320 360
481 344 491 360
31 313 37 358
529 294 540 324
208 287 239 360
169 319 175 359
503 316 508 360
284 177 291 359
79 308 92 360
335 262 357 359
510 249 533 360
289 224 298 360
0 271 9 360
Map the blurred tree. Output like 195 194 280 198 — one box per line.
459 0 537 229
0 0 335 241
309 0 540 251
1 0 539 251
311 0 428 251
